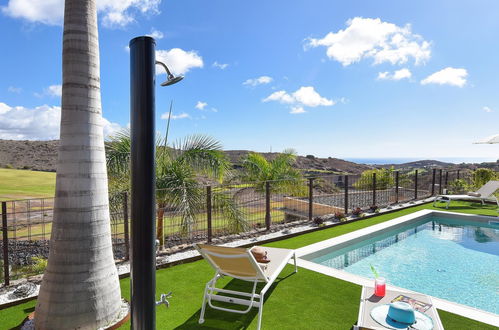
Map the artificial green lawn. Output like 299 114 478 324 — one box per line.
0 168 55 200
1 201 498 329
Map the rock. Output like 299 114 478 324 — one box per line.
9 282 37 299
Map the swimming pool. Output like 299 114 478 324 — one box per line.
299 210 499 317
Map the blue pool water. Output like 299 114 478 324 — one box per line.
306 216 499 314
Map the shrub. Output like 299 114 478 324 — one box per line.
352 207 363 216
334 211 345 219
313 216 325 226
448 179 469 194
369 205 379 213
472 168 497 188
306 154 315 159
353 168 395 190
21 257 48 276
314 178 341 193
5 164 13 169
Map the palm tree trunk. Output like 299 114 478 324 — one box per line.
157 205 165 247
35 0 122 328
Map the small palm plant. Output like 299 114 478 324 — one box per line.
240 149 304 195
106 131 247 246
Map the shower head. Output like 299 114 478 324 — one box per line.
155 61 184 86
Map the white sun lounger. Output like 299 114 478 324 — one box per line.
194 244 297 330
433 180 499 209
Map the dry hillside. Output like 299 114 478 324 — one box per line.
0 140 372 174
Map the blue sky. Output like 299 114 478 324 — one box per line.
1 0 499 161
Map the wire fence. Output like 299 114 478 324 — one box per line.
0 168 475 286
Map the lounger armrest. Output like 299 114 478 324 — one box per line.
467 192 481 197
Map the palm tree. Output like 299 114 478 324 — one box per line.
106 132 248 246
241 149 303 194
35 0 122 328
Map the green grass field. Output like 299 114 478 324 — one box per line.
0 201 497 329
0 168 55 200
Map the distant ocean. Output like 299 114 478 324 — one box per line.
344 157 497 165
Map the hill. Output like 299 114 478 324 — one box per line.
225 150 372 174
0 139 58 172
0 140 373 174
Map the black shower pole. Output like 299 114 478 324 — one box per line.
129 36 157 330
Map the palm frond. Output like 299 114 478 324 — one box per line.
241 153 270 183
212 189 248 233
105 129 131 177
173 134 231 182
155 160 204 236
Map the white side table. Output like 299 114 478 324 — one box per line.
354 286 444 330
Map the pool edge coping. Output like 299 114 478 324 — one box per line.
295 209 499 327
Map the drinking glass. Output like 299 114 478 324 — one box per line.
374 277 386 297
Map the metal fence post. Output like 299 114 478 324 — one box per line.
308 178 314 221
457 170 460 180
445 171 449 188
265 181 271 231
439 169 443 194
372 173 377 206
2 202 9 286
123 192 130 261
207 186 212 243
344 175 349 213
431 169 436 195
395 171 399 203
414 170 418 200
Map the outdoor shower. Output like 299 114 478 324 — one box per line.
129 36 183 330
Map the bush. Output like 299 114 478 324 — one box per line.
448 179 470 194
19 257 48 276
353 168 394 190
334 211 345 219
313 216 325 226
352 207 363 216
369 205 379 213
334 211 347 222
314 178 341 193
472 168 497 188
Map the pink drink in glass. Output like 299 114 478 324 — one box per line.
374 277 386 297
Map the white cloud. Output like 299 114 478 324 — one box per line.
377 72 389 80
377 68 411 80
46 84 62 97
421 67 467 87
101 117 122 137
290 106 306 114
0 101 121 140
483 106 493 113
339 97 349 104
1 0 161 27
243 76 273 86
293 86 334 107
263 86 334 114
34 84 62 98
195 101 207 110
7 86 22 94
155 48 203 76
148 28 164 40
212 61 229 70
305 17 431 66
263 90 295 104
160 112 190 120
